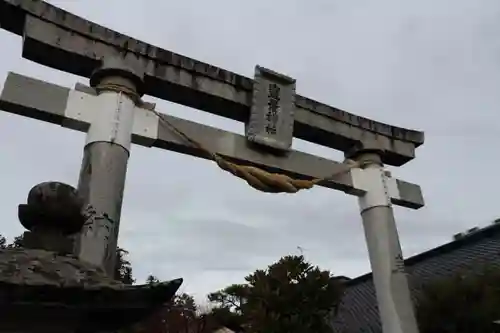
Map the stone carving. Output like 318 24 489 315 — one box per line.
0 181 183 333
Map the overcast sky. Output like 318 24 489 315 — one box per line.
1 0 500 303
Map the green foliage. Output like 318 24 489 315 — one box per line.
10 235 24 248
141 276 200 333
0 234 6 249
416 265 500 333
0 233 24 249
115 247 134 285
208 283 247 313
208 305 246 332
208 255 345 333
174 292 197 313
146 274 160 284
148 274 197 314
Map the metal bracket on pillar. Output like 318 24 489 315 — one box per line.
351 167 393 211
245 65 296 153
88 91 136 152
69 83 159 148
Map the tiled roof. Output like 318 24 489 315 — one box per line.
332 223 500 333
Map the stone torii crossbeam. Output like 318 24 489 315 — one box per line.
0 1 424 333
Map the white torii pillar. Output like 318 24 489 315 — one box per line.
351 151 419 333
73 58 145 276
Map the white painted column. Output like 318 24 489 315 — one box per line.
352 152 420 333
71 58 143 276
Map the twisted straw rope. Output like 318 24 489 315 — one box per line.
96 83 362 194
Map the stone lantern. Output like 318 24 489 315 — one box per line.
0 181 182 333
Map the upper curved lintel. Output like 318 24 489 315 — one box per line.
1 0 424 166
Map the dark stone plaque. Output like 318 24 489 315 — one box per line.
246 65 296 152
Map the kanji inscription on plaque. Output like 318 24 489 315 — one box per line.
246 66 296 152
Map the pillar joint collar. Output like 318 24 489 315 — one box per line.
90 57 145 97
347 148 384 168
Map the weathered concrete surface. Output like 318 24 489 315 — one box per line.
0 0 424 166
0 247 184 332
76 141 129 276
0 72 424 209
0 248 122 287
0 66 70 124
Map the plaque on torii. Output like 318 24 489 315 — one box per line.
0 1 424 333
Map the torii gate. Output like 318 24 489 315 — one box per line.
0 1 424 333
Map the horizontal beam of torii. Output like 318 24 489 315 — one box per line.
0 0 423 167
0 71 423 209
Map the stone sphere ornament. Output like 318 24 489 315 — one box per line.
0 180 183 333
18 181 86 235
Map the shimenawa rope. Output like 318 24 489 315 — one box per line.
95 83 362 194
